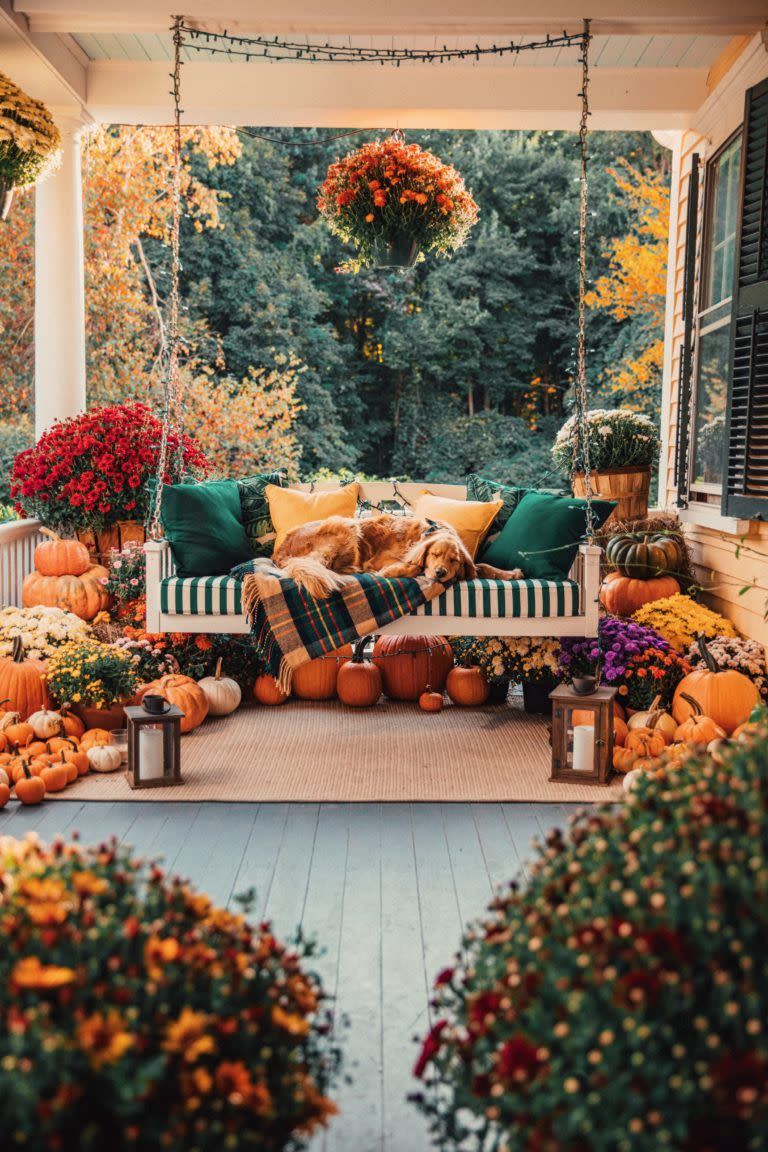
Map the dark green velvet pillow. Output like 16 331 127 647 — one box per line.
161 479 253 577
236 471 286 557
480 490 615 580
466 475 529 544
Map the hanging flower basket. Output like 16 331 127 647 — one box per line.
0 70 62 221
318 133 479 272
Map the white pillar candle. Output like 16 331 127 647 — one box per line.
572 724 595 773
139 728 165 781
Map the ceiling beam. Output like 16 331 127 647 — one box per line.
86 59 711 131
14 0 768 37
0 0 87 116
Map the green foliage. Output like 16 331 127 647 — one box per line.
414 715 768 1151
0 416 33 504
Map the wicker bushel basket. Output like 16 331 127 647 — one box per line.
572 466 650 524
77 519 146 563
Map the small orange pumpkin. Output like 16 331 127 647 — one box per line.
625 727 667 758
613 715 628 747
15 762 46 805
0 782 9 809
419 690 444 713
61 747 89 777
46 736 79 755
58 706 86 739
0 637 51 720
4 721 34 748
445 666 490 707
612 747 637 774
139 675 209 734
253 675 289 706
40 762 68 793
33 529 91 577
673 693 726 747
336 641 382 708
80 728 114 751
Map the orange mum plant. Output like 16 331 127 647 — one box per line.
318 134 479 270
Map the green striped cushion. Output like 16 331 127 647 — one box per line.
160 576 579 619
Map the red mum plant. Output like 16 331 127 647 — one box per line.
11 402 210 534
318 134 479 270
0 834 342 1151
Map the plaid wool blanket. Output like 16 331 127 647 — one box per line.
231 558 447 692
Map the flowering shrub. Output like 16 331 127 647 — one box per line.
318 135 478 269
47 638 139 708
0 70 61 189
451 636 560 684
633 594 737 653
552 408 660 474
112 633 179 683
0 605 91 661
11 402 209 534
413 713 768 1152
621 645 691 710
122 626 266 689
559 615 669 686
104 542 146 612
0 834 341 1151
686 635 768 701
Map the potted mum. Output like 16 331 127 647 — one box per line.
552 408 660 522
46 637 139 729
0 70 62 220
318 133 479 270
11 402 209 555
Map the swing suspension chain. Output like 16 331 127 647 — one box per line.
572 18 594 543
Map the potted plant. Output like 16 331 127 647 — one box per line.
318 133 479 271
558 615 671 703
0 70 62 220
11 402 209 557
46 637 140 729
551 409 660 523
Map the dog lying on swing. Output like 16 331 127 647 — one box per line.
272 513 524 598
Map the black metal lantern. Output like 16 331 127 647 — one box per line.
124 704 183 789
549 684 616 785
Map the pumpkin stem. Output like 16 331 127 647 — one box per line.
680 692 703 718
696 633 720 673
352 637 368 664
649 694 662 712
21 758 32 779
11 635 25 664
214 656 224 681
39 527 61 541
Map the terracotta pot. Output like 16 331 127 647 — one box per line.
373 234 420 269
572 466 650 525
77 519 146 563
70 701 129 731
0 181 14 222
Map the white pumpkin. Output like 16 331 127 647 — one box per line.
0 710 21 733
197 657 241 717
626 694 676 743
87 744 122 774
0 767 8 788
27 707 63 740
622 768 643 795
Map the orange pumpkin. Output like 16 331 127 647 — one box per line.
613 701 626 722
672 636 760 735
139 675 209 734
0 782 9 809
625 727 667 758
52 751 79 783
59 706 86 739
612 747 637 773
9 755 45 784
372 635 453 701
673 693 726 747
15 762 46 805
613 715 628 747
626 695 677 744
252 675 289 706
419 690 444 713
40 762 68 793
446 666 490 707
291 645 353 701
33 529 91 577
25 739 48 758
4 721 34 748
599 571 681 618
22 564 110 621
46 736 79 755
80 729 113 751
336 641 382 708
0 637 51 720
61 748 89 777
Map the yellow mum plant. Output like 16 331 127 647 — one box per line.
0 71 61 196
632 593 737 653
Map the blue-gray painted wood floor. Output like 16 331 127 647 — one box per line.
0 800 580 1151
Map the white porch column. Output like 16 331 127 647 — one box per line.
34 119 87 439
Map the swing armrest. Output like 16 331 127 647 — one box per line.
144 539 174 633
579 542 602 634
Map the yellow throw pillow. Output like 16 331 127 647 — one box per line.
267 482 360 551
412 491 503 559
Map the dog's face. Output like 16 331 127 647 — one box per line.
407 527 474 583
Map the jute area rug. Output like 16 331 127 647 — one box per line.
57 696 623 803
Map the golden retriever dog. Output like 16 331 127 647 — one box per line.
272 513 523 598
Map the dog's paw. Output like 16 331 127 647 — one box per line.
509 568 524 580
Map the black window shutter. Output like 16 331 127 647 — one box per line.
675 154 700 507
723 77 768 520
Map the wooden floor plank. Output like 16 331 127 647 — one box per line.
67 801 142 848
500 803 547 880
0 799 84 841
229 803 290 917
410 803 463 1009
441 803 494 929
261 804 320 940
189 804 260 908
471 802 522 891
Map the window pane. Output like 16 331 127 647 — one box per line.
691 325 730 486
703 135 742 310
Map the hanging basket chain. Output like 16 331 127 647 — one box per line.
572 18 595 543
149 14 185 541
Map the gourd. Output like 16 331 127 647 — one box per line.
252 675 289 706
4 719 34 748
672 636 760 735
59 705 85 739
27 707 63 740
61 747 89 777
606 532 684 579
8 755 45 784
419 689 444 713
139 675 209 734
33 528 91 577
53 751 79 783
612 747 637 773
197 658 241 716
625 728 667 758
15 761 46 805
80 728 113 751
0 637 51 720
626 695 676 744
599 571 681 618
337 640 382 708
673 694 726 747
39 761 68 792
291 646 353 701
87 743 122 773
22 564 110 621
372 635 453 702
445 666 490 707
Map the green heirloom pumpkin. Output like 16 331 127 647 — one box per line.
605 532 683 580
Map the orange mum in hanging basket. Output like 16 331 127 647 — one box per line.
318 134 479 271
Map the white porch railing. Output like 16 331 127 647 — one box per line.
0 519 44 608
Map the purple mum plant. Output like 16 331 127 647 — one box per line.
559 615 670 685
